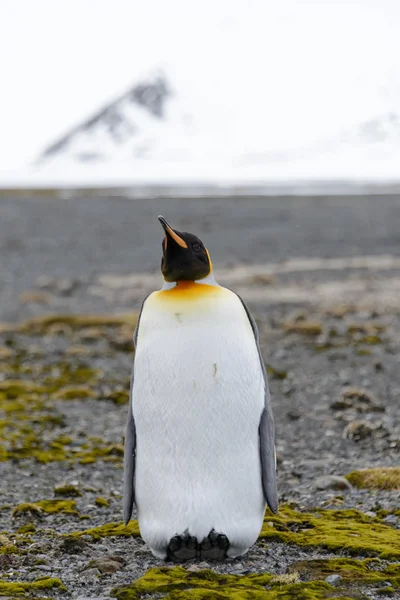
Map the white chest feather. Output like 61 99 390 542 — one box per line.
132 284 266 557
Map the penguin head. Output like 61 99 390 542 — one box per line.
158 216 212 282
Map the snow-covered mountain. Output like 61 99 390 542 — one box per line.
36 71 249 168
36 70 400 186
37 74 184 165
0 0 400 186
1 0 399 190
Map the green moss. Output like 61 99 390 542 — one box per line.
69 520 140 539
18 312 138 334
347 322 386 334
260 505 400 559
0 533 20 555
0 384 124 464
269 573 300 585
346 468 400 491
16 523 36 534
356 334 382 345
12 500 78 518
77 442 124 464
0 380 47 398
0 576 66 596
95 497 109 507
289 558 400 588
266 365 287 380
284 321 323 336
52 385 97 400
42 363 100 390
0 356 127 465
356 348 372 356
0 322 16 333
112 567 333 600
0 545 20 555
376 587 395 595
54 483 82 497
9 441 124 466
378 509 400 519
104 389 130 405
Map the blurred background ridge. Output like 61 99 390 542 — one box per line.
0 0 399 191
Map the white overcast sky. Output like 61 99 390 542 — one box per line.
0 0 399 170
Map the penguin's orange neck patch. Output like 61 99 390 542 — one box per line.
156 281 221 303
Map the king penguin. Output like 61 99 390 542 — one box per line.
123 216 278 561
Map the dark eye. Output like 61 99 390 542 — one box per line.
192 242 202 253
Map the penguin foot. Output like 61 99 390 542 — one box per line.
167 532 197 562
200 530 229 561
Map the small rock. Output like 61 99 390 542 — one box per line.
109 334 133 352
324 429 336 437
19 290 52 305
47 322 72 335
284 320 323 336
0 346 13 359
79 567 101 581
315 476 353 491
65 345 91 356
364 511 377 518
325 574 342 585
35 275 56 288
342 420 389 441
331 387 385 413
26 344 45 357
60 536 88 554
248 273 275 286
108 554 126 566
27 541 52 553
57 278 78 295
83 557 124 574
284 309 308 323
77 597 112 600
76 327 104 342
383 514 399 526
286 409 301 421
338 370 351 385
0 534 12 546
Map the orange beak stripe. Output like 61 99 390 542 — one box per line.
206 248 213 272
166 225 188 249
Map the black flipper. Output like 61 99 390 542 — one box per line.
123 371 136 525
236 294 279 514
123 296 149 525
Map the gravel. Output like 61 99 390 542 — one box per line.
0 193 399 599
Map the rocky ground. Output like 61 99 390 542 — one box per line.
0 193 399 599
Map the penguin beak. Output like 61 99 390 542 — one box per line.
158 215 188 249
